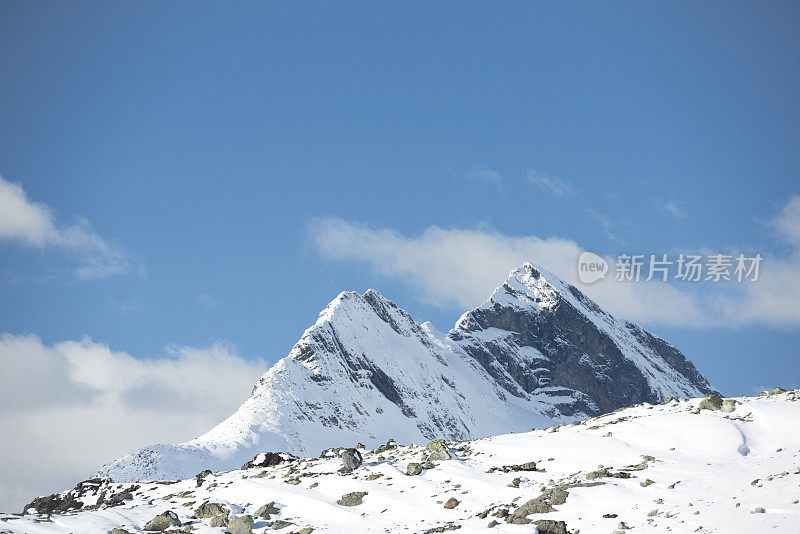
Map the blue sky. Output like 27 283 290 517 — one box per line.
2 0 800 510
1 0 800 461
2 1 799 392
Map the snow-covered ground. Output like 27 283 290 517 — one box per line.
4 389 798 534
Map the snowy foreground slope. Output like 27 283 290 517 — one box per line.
97 263 714 482
5 390 799 534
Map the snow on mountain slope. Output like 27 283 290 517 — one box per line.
7 390 799 533
94 263 715 482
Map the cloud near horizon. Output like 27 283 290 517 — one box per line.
0 334 267 512
0 175 134 279
310 196 800 329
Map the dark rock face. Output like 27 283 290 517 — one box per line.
23 493 82 515
450 264 715 418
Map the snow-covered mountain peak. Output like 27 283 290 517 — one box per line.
453 262 570 333
94 261 715 482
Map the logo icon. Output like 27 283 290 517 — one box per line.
578 251 608 284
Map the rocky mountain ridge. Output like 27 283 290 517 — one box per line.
96 262 715 482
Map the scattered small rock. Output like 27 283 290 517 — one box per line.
444 498 459 509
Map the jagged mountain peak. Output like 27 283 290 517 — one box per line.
454 262 566 332
95 261 715 482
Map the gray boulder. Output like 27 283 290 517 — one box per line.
195 501 229 519
406 463 424 476
425 439 452 461
143 510 181 531
508 487 569 523
254 501 280 518
242 452 284 470
340 448 363 471
337 492 367 506
195 469 212 487
209 513 228 527
228 514 254 534
721 399 737 413
534 519 568 534
698 393 723 411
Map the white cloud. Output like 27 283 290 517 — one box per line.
769 195 800 246
0 177 53 245
310 218 580 309
525 168 575 196
0 334 267 512
465 167 502 183
309 197 800 329
0 175 134 279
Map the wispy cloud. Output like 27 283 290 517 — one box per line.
0 175 136 280
196 293 221 308
585 208 623 244
465 167 502 184
525 168 575 197
0 334 266 512
658 200 687 219
110 298 143 314
309 196 800 329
